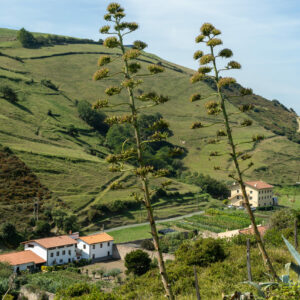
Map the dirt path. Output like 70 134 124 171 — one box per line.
101 210 204 233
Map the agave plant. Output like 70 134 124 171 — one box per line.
224 236 300 299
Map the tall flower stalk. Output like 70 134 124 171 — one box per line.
190 23 278 280
92 3 174 299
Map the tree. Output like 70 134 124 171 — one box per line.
63 214 79 233
97 268 106 279
190 23 278 280
125 250 151 276
17 28 37 48
0 86 18 103
92 3 174 298
77 100 108 133
0 223 19 247
35 220 51 237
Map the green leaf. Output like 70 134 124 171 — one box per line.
243 281 266 298
282 235 300 265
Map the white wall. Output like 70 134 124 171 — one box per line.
24 242 77 266
46 244 77 266
77 239 113 260
90 241 113 259
24 242 47 261
13 262 35 272
77 240 90 260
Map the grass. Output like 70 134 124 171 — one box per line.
109 225 153 243
0 27 299 230
275 185 300 209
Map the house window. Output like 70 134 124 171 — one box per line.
83 244 86 249
68 250 71 255
62 250 65 255
56 251 60 256
108 242 110 246
237 196 240 200
250 191 253 194
27 244 34 248
92 254 95 259
60 259 63 263
237 190 239 193
50 253 54 257
250 197 252 200
75 244 77 248
100 243 103 248
92 245 95 249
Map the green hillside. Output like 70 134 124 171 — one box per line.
0 28 299 231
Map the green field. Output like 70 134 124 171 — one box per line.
162 209 266 233
0 28 299 230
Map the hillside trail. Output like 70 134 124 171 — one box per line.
82 172 130 211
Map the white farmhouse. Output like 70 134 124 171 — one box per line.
77 232 113 261
22 235 78 266
0 250 46 272
229 180 274 208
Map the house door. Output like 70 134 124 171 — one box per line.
107 251 110 256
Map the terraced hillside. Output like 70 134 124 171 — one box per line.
0 28 299 230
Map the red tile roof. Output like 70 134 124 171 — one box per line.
0 250 46 266
23 235 77 249
79 232 114 245
239 225 269 237
245 181 274 190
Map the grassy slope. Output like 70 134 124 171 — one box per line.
0 28 299 230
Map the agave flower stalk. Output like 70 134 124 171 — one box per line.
190 23 278 280
93 3 174 299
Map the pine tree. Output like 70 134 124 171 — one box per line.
92 3 174 298
190 23 278 280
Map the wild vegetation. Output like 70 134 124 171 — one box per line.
0 3 300 299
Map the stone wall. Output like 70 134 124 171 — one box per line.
113 244 174 261
19 287 54 300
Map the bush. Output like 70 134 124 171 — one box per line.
269 208 294 230
77 100 108 133
141 239 155 251
41 79 58 91
125 250 151 276
0 86 18 103
175 238 226 266
230 234 256 246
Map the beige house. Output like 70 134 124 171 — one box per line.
229 180 274 208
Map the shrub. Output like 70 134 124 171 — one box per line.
141 239 155 251
269 208 294 230
230 234 256 246
0 86 18 103
125 250 151 276
175 238 226 266
41 79 58 91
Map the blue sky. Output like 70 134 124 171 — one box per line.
1 0 299 114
